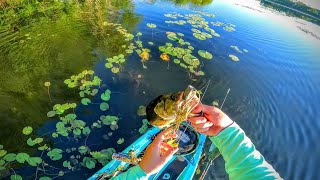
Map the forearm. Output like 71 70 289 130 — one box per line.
111 165 148 180
210 122 282 180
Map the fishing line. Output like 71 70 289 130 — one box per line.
199 88 231 180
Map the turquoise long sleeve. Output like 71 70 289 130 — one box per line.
209 122 282 180
111 165 148 180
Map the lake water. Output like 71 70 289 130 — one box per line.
0 0 319 179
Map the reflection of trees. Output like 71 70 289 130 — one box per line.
0 0 141 152
260 0 320 25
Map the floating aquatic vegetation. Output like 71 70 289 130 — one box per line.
101 89 111 101
137 106 146 116
44 81 52 101
100 102 109 111
229 54 240 61
160 53 170 61
117 138 125 144
139 119 150 134
22 126 33 135
146 23 157 28
139 48 151 69
224 26 236 32
195 11 215 18
81 98 91 105
164 12 183 19
165 20 186 25
192 30 211 40
105 54 126 74
64 70 98 88
198 50 213 59
174 59 180 64
211 21 225 26
148 42 154 45
212 100 219 107
230 45 243 53
243 49 249 53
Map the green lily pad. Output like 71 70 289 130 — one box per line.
27 138 35 146
39 177 52 180
33 137 43 144
105 63 113 69
10 174 22 180
73 128 81 136
100 102 109 111
81 98 91 105
137 106 146 116
117 138 125 144
63 160 71 168
0 149 7 157
83 157 96 169
44 82 51 87
174 59 180 64
212 101 219 107
47 110 56 118
111 67 120 73
148 42 154 45
198 50 213 59
47 149 63 161
22 126 33 135
146 23 156 28
78 146 88 155
27 157 42 166
82 127 91 135
193 33 206 40
183 54 200 66
101 90 111 101
110 124 119 130
229 54 239 61
3 153 16 162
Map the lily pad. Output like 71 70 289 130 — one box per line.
47 149 63 161
229 54 239 61
174 59 180 64
10 174 22 180
193 33 206 40
16 153 30 163
146 23 156 28
212 101 219 107
22 126 33 135
117 138 125 144
105 63 113 69
101 90 111 101
100 102 109 111
83 157 96 169
82 127 91 135
81 98 91 105
39 177 52 180
198 50 213 59
27 157 42 166
0 149 7 157
44 82 51 87
111 67 120 73
3 153 16 162
137 106 146 116
78 146 88 155
110 124 119 130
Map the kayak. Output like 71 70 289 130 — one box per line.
88 123 208 180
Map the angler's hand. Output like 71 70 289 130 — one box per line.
188 104 233 136
139 129 179 175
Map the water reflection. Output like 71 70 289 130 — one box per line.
0 0 141 152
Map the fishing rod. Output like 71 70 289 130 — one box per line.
199 88 230 180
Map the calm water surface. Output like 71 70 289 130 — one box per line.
0 0 319 179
